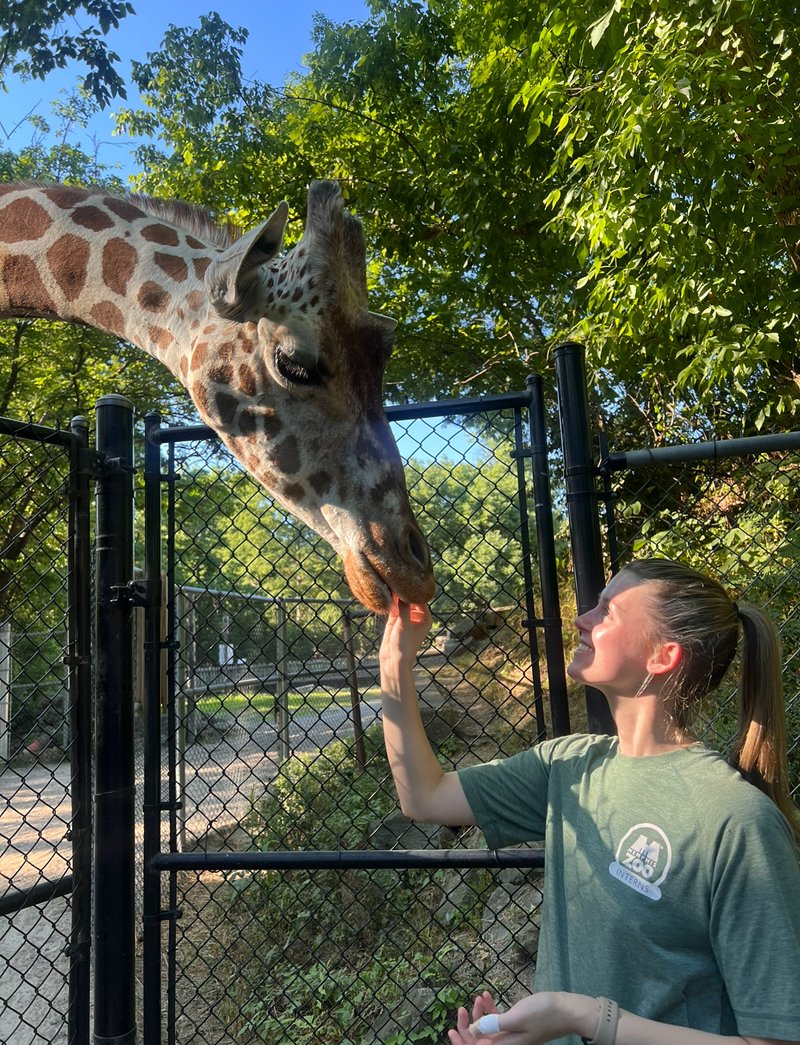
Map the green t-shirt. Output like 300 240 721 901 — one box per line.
458 734 800 1043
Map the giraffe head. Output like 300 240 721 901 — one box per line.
187 181 434 613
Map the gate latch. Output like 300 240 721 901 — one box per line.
110 578 160 608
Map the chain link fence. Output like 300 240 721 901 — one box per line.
599 436 800 799
0 417 91 1045
143 400 553 1044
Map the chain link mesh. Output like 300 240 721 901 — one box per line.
146 409 547 1043
0 423 80 1045
602 447 800 798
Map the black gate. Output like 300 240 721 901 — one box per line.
138 382 570 1044
0 414 91 1045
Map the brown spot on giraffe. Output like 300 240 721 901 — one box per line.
47 234 90 301
90 301 126 337
271 435 301 475
263 410 283 438
215 391 238 426
103 197 143 222
71 206 114 232
0 186 18 198
141 224 180 246
185 290 204 311
190 342 208 370
247 453 260 471
43 186 90 209
238 363 256 397
138 281 170 313
309 471 332 496
102 238 138 295
239 409 257 437
190 319 200 330
209 363 233 385
185 235 205 250
283 482 305 503
192 382 209 415
217 340 235 361
2 254 57 313
149 326 174 350
154 252 188 282
0 198 52 242
179 356 188 379
193 257 212 279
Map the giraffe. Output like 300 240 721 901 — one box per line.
0 179 434 612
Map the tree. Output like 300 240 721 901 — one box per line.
117 1 800 440
0 0 134 108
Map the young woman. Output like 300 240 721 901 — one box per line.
379 559 800 1045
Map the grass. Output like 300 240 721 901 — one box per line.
195 684 383 720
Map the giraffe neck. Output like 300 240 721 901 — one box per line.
0 183 235 387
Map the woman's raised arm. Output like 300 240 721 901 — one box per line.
379 599 476 826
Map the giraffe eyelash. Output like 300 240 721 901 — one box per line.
274 344 323 386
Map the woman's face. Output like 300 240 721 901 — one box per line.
567 573 660 697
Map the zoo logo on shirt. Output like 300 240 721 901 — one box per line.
609 823 672 900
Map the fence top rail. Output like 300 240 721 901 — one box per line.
152 848 545 873
176 584 363 607
147 388 535 446
0 415 77 447
600 430 800 473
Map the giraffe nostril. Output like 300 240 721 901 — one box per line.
407 528 428 568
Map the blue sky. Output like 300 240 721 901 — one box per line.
2 0 477 462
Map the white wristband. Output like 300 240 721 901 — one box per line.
478 1014 500 1034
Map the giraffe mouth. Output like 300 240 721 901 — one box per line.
341 549 394 614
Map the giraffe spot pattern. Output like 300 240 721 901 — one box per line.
185 291 204 311
141 224 180 246
283 482 305 503
239 409 258 437
0 198 52 243
90 301 126 337
238 364 256 397
149 326 174 350
190 343 208 370
271 435 301 475
47 234 90 301
138 281 170 313
309 471 332 496
155 252 188 282
217 340 235 361
0 186 18 198
102 238 138 296
1 254 57 313
203 325 216 335
263 410 283 437
215 391 238 426
179 357 189 378
185 235 205 250
193 257 212 279
43 187 90 209
208 363 233 385
192 383 209 415
71 206 114 232
103 197 143 223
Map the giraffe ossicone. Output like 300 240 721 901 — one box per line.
0 179 434 612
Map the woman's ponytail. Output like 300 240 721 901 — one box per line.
734 603 799 842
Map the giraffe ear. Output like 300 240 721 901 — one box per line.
369 312 398 332
205 201 289 321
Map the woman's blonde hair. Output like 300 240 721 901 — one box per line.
621 558 799 842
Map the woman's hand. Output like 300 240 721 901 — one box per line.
448 992 576 1045
379 597 432 666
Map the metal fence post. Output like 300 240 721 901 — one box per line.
93 394 136 1045
142 412 164 1044
68 414 92 1045
553 344 616 735
526 374 571 736
276 599 290 761
0 622 9 763
342 609 365 769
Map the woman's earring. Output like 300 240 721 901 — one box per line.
634 672 654 698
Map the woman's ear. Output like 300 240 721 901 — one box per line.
649 640 682 676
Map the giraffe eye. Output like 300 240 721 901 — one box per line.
274 344 322 386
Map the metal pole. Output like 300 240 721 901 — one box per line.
526 375 571 737
142 411 164 1045
553 344 616 735
342 610 365 769
0 623 9 763
93 394 136 1045
68 414 91 1045
513 405 546 741
276 599 289 762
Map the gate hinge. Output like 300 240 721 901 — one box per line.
111 578 161 607
142 908 183 926
77 448 107 480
